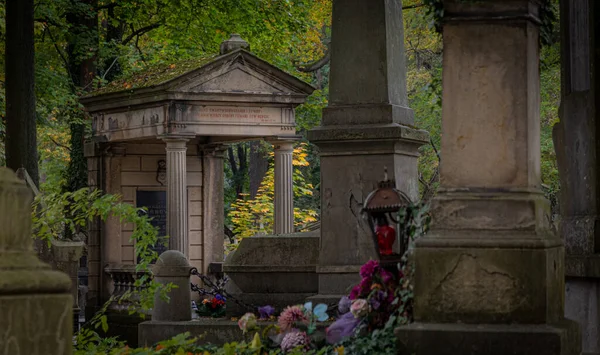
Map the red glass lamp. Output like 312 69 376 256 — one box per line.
362 168 413 263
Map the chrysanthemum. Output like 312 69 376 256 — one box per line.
278 305 308 332
281 330 310 352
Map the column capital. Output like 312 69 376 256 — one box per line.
159 133 195 144
200 144 228 158
268 137 299 151
443 0 542 25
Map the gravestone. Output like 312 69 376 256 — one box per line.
136 190 168 259
0 167 73 354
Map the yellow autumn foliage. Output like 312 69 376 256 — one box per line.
228 143 318 251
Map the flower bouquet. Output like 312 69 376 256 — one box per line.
195 294 226 318
326 259 406 344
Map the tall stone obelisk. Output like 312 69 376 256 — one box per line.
308 0 428 297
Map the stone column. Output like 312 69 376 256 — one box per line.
307 0 428 297
0 168 73 355
163 136 190 257
273 141 295 235
202 145 226 274
396 1 580 354
554 1 600 353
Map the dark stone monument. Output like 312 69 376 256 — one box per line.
136 190 168 259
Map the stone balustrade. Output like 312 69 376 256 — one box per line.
104 264 150 312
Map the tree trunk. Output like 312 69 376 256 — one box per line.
227 143 248 199
64 0 98 193
5 0 39 187
248 141 269 199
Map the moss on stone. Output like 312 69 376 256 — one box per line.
87 54 219 97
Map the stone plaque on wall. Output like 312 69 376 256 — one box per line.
136 190 168 260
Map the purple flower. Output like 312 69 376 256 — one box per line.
380 269 394 285
258 305 275 319
326 312 361 344
359 277 372 294
360 260 380 278
369 291 386 311
338 296 352 314
215 294 226 301
349 285 360 300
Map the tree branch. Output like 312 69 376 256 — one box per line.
49 136 72 152
294 51 331 73
121 22 162 45
42 25 74 87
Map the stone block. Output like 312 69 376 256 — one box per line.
190 231 203 245
189 245 203 260
223 232 319 315
121 156 141 171
565 278 600 354
413 231 564 325
430 189 551 232
189 216 202 231
188 187 203 201
396 320 581 355
121 172 160 187
0 294 73 355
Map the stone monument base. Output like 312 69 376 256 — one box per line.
395 320 581 355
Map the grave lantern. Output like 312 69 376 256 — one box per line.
362 168 413 264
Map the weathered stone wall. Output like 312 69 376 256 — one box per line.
86 142 206 306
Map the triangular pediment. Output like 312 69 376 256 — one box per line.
167 54 308 96
80 49 314 112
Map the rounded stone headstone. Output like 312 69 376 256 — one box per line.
152 250 192 322
0 167 73 355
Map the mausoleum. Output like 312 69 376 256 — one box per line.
80 34 314 320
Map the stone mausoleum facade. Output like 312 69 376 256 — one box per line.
80 35 314 316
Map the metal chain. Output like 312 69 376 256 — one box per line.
189 267 258 313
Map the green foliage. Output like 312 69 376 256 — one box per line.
32 187 174 313
228 143 318 245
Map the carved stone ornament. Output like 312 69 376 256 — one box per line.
156 159 167 186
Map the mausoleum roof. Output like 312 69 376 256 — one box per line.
80 46 315 112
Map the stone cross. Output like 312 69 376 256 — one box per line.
0 167 73 355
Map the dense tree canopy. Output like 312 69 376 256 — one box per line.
0 0 562 233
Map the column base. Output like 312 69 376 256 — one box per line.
396 320 581 355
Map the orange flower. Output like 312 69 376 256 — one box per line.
156 344 165 350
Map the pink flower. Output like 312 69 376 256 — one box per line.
360 260 379 278
238 313 257 334
278 305 308 332
350 299 369 318
281 330 310 352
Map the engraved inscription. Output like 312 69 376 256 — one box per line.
197 106 282 124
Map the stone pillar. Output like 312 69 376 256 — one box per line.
396 1 580 354
273 141 295 235
554 1 600 353
102 144 125 301
151 250 192 322
202 145 226 274
163 136 190 257
307 0 428 297
0 168 73 355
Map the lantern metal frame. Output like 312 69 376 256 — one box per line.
362 168 413 265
